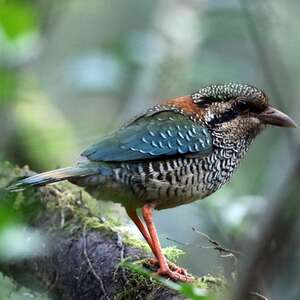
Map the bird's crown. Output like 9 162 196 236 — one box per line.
191 83 267 104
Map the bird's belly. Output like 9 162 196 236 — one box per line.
121 158 213 210
139 176 207 210
125 154 240 209
72 154 239 210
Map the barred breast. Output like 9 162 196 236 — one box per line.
118 151 240 210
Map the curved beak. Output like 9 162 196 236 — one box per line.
258 106 297 128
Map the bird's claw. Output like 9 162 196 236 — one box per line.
146 258 194 281
156 268 194 282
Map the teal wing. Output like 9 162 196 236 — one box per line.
81 111 212 162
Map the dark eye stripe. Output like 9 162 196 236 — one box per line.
196 94 267 113
196 99 211 108
199 95 222 102
195 96 222 108
249 102 266 113
208 109 238 126
235 98 266 114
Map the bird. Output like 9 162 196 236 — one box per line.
8 83 297 282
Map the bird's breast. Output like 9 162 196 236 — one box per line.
113 147 244 209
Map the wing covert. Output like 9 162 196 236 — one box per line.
81 111 212 162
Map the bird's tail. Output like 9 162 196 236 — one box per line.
7 166 98 191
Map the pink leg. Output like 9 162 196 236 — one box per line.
141 203 194 282
126 208 158 257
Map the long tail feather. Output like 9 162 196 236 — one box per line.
7 166 97 191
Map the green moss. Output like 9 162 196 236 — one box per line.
113 261 159 300
116 260 227 299
0 162 25 189
122 232 151 253
163 246 185 263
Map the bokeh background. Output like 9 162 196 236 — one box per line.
0 0 300 299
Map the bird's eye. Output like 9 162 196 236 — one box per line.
235 100 249 112
197 99 210 108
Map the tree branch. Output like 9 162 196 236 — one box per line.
0 164 188 300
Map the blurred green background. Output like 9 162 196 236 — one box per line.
0 0 299 299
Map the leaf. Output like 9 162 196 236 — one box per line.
0 1 38 40
179 283 215 300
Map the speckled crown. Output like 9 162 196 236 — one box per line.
191 83 267 103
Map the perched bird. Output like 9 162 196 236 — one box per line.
9 83 297 282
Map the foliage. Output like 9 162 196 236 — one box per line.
0 1 38 40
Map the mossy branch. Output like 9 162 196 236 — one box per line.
0 163 225 300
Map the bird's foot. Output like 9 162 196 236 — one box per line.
148 258 187 275
146 258 194 281
157 267 194 282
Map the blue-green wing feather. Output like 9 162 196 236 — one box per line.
81 111 212 162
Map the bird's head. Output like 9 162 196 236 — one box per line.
191 83 297 141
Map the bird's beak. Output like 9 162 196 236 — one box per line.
258 106 297 128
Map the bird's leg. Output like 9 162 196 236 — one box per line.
126 208 158 257
127 207 192 278
141 203 194 282
126 208 186 273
